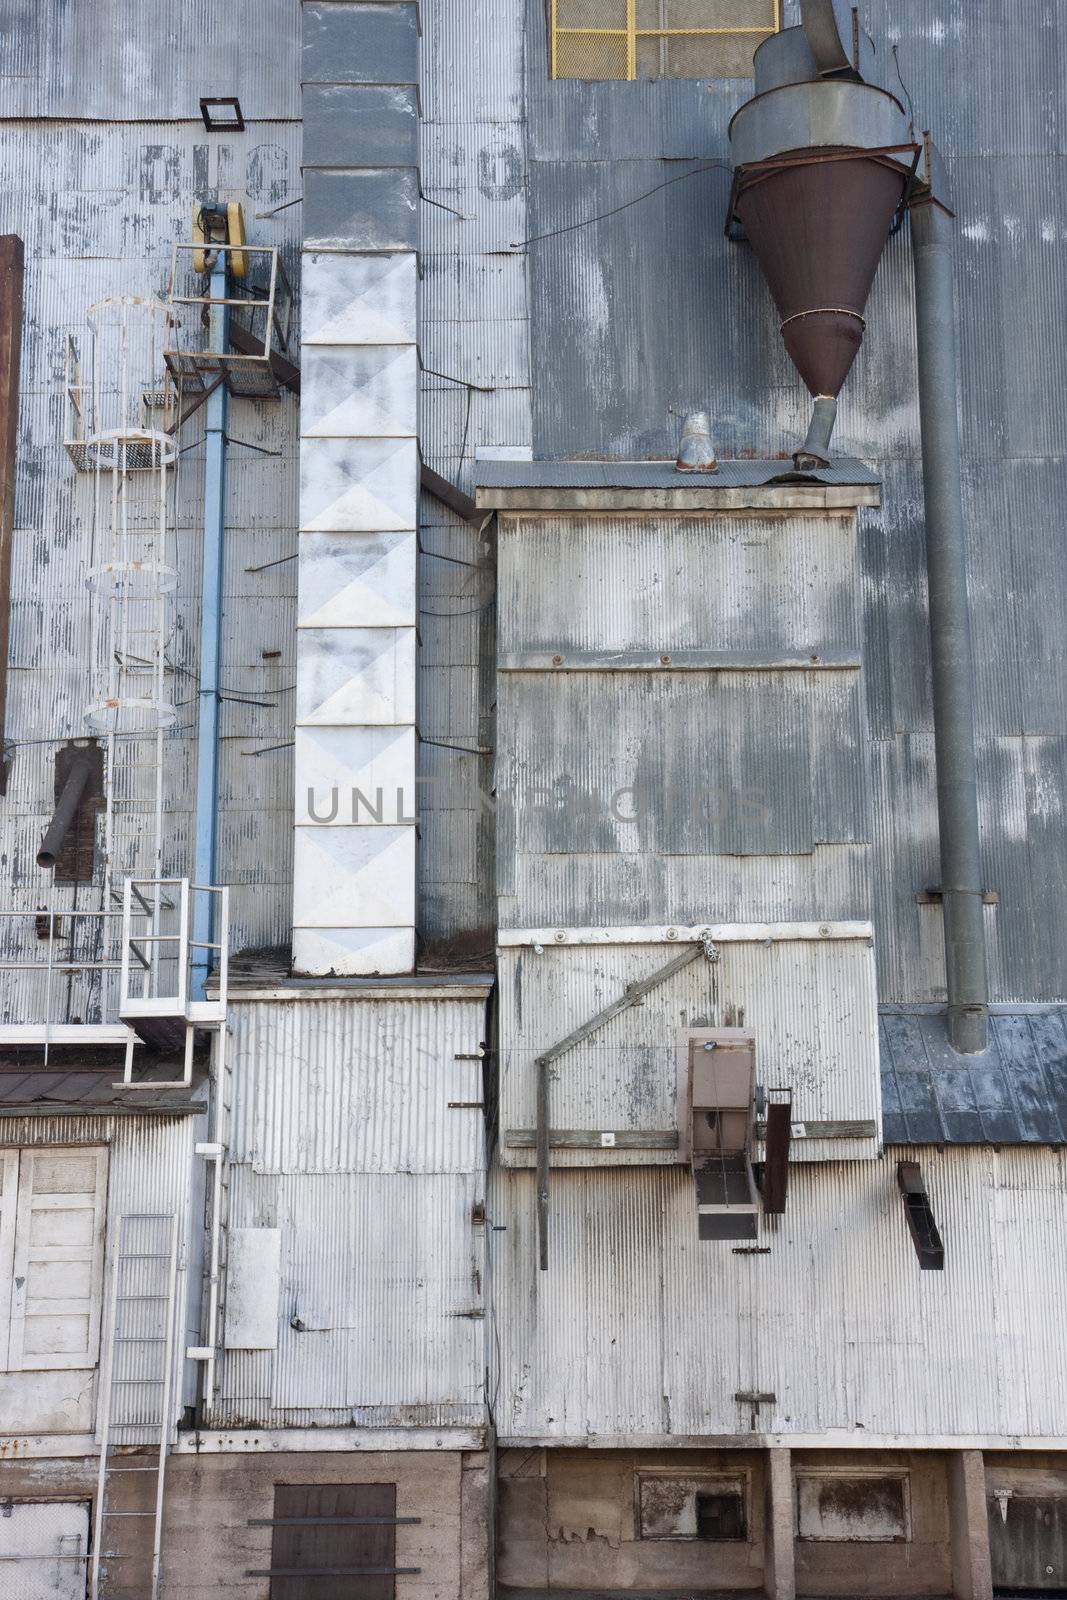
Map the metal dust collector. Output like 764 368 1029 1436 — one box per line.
728 0 915 469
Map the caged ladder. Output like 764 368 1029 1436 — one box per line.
90 1213 181 1600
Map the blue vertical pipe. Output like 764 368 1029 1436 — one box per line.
191 255 228 1001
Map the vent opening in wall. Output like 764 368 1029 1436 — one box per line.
696 1490 747 1541
638 1473 750 1541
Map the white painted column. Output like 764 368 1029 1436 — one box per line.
294 3 419 975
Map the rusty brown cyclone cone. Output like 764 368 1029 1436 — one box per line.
735 151 906 398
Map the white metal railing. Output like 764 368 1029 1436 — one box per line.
118 877 229 1087
0 878 229 1074
119 877 229 1025
0 904 127 1055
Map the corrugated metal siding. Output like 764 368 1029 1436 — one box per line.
0 118 300 990
520 0 1067 1005
498 513 861 656
216 1167 484 1423
213 992 489 1427
228 994 489 1175
498 938 880 1167
0 0 299 121
416 0 531 940
489 1146 1067 1441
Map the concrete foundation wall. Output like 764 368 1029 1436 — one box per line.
792 1450 952 1598
498 1448 768 1594
0 1447 487 1600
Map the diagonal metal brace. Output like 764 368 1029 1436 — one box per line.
534 937 718 1270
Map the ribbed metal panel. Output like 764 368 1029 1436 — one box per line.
499 512 861 657
0 0 299 120
489 1146 1067 1442
213 1166 485 1426
497 937 880 1167
228 994 489 1175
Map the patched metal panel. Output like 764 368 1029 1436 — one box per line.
498 936 880 1167
881 1007 1067 1146
224 1228 282 1350
228 993 490 1175
498 669 871 926
215 1166 484 1426
489 1146 1067 1442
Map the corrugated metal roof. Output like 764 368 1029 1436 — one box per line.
0 1064 206 1116
476 458 880 488
881 1007 1067 1145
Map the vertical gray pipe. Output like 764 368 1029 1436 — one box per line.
910 199 989 1054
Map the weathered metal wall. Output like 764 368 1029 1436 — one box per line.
0 3 300 999
489 1144 1067 1444
212 985 491 1429
495 504 872 932
497 935 881 1167
416 0 531 943
519 0 1067 1005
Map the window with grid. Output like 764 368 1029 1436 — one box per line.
550 0 780 81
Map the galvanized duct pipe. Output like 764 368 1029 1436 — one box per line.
36 753 93 869
910 198 989 1054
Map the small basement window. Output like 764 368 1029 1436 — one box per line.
638 1473 749 1541
796 1473 910 1544
550 0 780 82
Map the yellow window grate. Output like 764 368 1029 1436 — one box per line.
551 0 780 81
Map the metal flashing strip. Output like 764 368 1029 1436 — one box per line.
172 1426 487 1454
482 484 880 513
226 979 493 1003
495 1432 1067 1451
476 458 881 488
505 1129 679 1150
498 921 874 947
476 457 880 512
499 649 862 673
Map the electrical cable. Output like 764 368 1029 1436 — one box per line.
512 159 731 248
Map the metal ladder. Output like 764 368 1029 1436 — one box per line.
91 1213 181 1600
